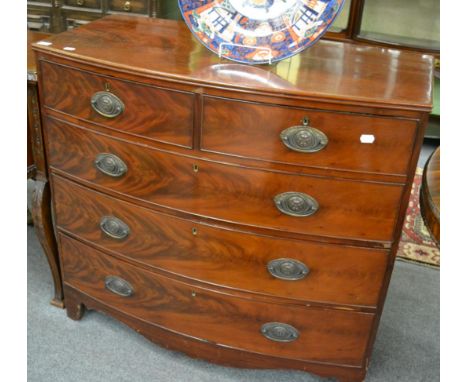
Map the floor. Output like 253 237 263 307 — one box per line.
27 140 440 382
418 138 439 168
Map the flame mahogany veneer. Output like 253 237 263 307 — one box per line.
33 15 433 382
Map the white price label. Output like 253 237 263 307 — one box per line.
360 134 375 144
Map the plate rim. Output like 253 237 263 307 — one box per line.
177 0 346 65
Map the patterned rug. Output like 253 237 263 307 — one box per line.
397 168 440 267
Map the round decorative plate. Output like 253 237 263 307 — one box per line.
178 0 345 65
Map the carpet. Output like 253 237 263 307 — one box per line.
397 168 440 267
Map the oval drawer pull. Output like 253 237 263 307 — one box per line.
105 276 134 297
123 1 131 11
76 0 84 5
91 91 125 118
274 192 319 217
261 322 299 343
280 125 328 153
95 153 127 177
100 216 130 240
267 258 309 281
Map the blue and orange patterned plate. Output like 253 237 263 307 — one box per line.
178 0 345 65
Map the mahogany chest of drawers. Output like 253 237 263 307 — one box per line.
33 15 433 382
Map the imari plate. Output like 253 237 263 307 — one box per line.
178 0 345 65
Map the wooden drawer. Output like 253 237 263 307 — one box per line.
202 97 418 176
60 234 375 367
63 0 102 9
46 118 403 243
108 0 149 14
40 61 194 148
53 175 389 308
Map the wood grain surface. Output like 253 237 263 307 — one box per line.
33 15 434 381
60 234 375 367
40 60 194 148
45 117 404 243
53 175 389 309
202 96 418 176
64 283 368 382
32 15 433 111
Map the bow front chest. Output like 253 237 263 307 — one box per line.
33 15 433 382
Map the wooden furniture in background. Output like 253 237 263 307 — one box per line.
33 15 433 382
28 31 50 178
28 30 64 308
27 0 440 56
326 0 439 54
27 0 180 32
420 147 440 245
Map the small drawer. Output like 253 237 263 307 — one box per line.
60 234 374 367
108 0 149 14
53 175 389 308
202 97 418 176
63 0 102 9
46 118 403 243
40 61 194 148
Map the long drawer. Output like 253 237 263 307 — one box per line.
53 174 389 308
45 117 404 243
202 96 418 175
40 61 194 148
59 234 375 367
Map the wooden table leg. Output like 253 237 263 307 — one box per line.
28 50 64 309
31 178 64 308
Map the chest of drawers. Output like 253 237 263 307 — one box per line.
33 15 433 382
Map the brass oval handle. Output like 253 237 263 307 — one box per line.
123 1 131 11
274 192 319 217
95 153 127 178
280 125 328 153
76 0 84 6
100 216 130 240
90 91 125 118
261 322 299 343
267 258 309 281
105 276 134 297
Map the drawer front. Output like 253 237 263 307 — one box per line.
60 235 374 366
108 0 149 14
46 118 403 242
64 0 102 9
53 175 389 308
40 61 194 148
202 97 418 175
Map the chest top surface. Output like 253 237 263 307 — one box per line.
28 30 51 80
33 15 433 110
